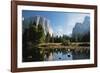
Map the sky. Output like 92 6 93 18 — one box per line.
22 10 90 36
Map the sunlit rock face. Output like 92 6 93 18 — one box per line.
72 16 90 39
23 16 53 36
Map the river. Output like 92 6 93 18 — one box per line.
23 48 90 62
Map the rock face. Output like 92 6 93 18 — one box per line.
23 16 53 36
72 16 90 40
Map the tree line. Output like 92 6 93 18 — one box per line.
23 21 90 46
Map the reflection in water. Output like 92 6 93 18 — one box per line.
23 48 90 62
44 51 73 61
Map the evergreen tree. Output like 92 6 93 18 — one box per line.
37 24 45 43
46 32 50 43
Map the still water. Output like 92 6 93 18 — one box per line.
23 48 90 62
44 51 73 61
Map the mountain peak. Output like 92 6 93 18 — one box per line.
72 16 90 38
23 16 53 36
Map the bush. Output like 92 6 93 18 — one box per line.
61 40 70 46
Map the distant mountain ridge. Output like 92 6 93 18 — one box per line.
23 16 53 36
72 16 90 39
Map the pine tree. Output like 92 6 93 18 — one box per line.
37 24 45 43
